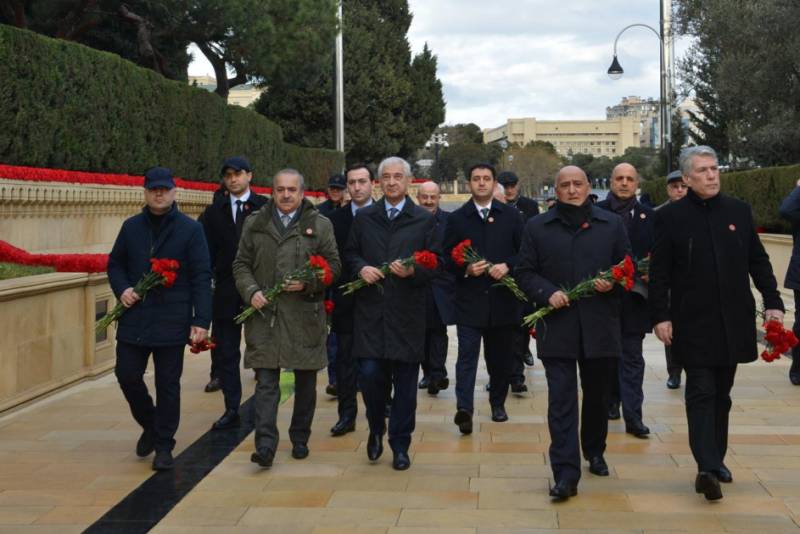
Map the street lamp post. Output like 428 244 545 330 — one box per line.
425 132 449 182
334 1 345 161
607 0 674 174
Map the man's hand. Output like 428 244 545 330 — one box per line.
283 280 306 292
360 266 385 285
548 290 570 309
190 326 208 345
389 260 414 278
120 287 141 308
488 263 509 281
654 320 673 346
250 290 268 310
466 260 489 277
764 309 785 324
594 279 614 293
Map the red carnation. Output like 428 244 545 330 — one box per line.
451 239 472 267
324 299 335 315
623 255 635 278
309 255 334 286
611 266 625 281
413 250 438 270
529 328 536 339
162 271 177 288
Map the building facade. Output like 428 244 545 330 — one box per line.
606 96 660 149
188 75 265 108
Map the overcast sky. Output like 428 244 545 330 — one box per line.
188 0 689 130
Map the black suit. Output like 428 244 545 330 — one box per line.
597 197 654 427
444 200 523 413
423 209 456 386
199 191 268 410
650 190 783 473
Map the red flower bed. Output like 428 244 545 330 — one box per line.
0 240 108 273
0 163 325 197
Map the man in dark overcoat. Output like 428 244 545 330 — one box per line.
416 181 455 395
597 162 654 438
344 156 441 471
108 166 212 471
444 164 524 433
778 178 800 385
328 163 374 436
516 165 630 499
199 156 267 430
318 174 347 216
650 145 784 500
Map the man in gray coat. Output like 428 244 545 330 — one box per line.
233 169 341 469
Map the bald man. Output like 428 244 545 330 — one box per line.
597 163 654 439
516 166 631 499
416 182 455 394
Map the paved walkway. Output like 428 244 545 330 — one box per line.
1 331 800 532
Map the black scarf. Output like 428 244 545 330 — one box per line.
607 193 638 230
555 200 592 230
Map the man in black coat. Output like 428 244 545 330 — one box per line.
597 163 654 438
318 173 347 216
107 167 212 471
516 165 630 500
199 156 268 430
344 157 441 471
778 179 800 385
444 164 524 434
650 145 784 501
328 163 375 436
416 181 455 395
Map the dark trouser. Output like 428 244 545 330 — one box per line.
792 290 800 372
326 332 338 385
335 332 358 422
212 318 243 411
509 325 530 385
665 345 682 377
359 358 419 453
115 341 184 452
611 333 646 425
684 365 737 472
253 368 317 454
455 324 513 413
421 325 449 383
542 357 615 484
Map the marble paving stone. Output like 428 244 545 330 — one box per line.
327 490 477 509
238 507 401 527
397 509 557 529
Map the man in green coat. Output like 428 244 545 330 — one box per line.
233 169 341 468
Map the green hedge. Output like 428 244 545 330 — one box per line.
640 165 800 233
0 25 342 189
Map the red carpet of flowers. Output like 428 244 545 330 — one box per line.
0 240 108 273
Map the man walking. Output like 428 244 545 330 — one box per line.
108 166 212 471
328 163 374 436
516 165 629 499
597 163 654 438
318 173 347 216
444 164 524 434
650 146 784 500
344 157 440 471
200 156 267 429
233 169 341 469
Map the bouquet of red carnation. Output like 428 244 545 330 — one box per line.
234 255 334 324
95 258 180 334
189 337 217 354
761 319 799 362
339 250 438 295
522 254 646 328
451 239 527 302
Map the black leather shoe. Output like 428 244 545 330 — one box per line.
523 352 535 367
608 404 621 420
250 450 274 469
625 420 651 438
212 409 240 430
695 471 723 500
427 381 440 395
330 419 356 436
790 358 800 385
588 456 609 476
491 405 509 422
152 450 174 471
511 382 528 394
136 429 154 457
666 372 681 389
549 479 578 500
291 443 309 460
454 409 473 435
392 451 411 471
367 433 383 461
204 377 221 393
325 384 338 397
418 376 430 389
715 464 733 483
438 377 450 390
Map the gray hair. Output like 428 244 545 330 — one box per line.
274 168 305 190
679 146 718 175
377 157 412 178
494 183 505 195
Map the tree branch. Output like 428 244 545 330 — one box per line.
196 40 230 98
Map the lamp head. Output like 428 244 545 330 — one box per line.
607 55 624 80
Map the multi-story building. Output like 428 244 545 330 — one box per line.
188 75 265 108
606 96 660 149
483 116 640 158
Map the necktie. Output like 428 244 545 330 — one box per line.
281 213 291 227
480 207 489 220
235 200 244 236
388 207 399 221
